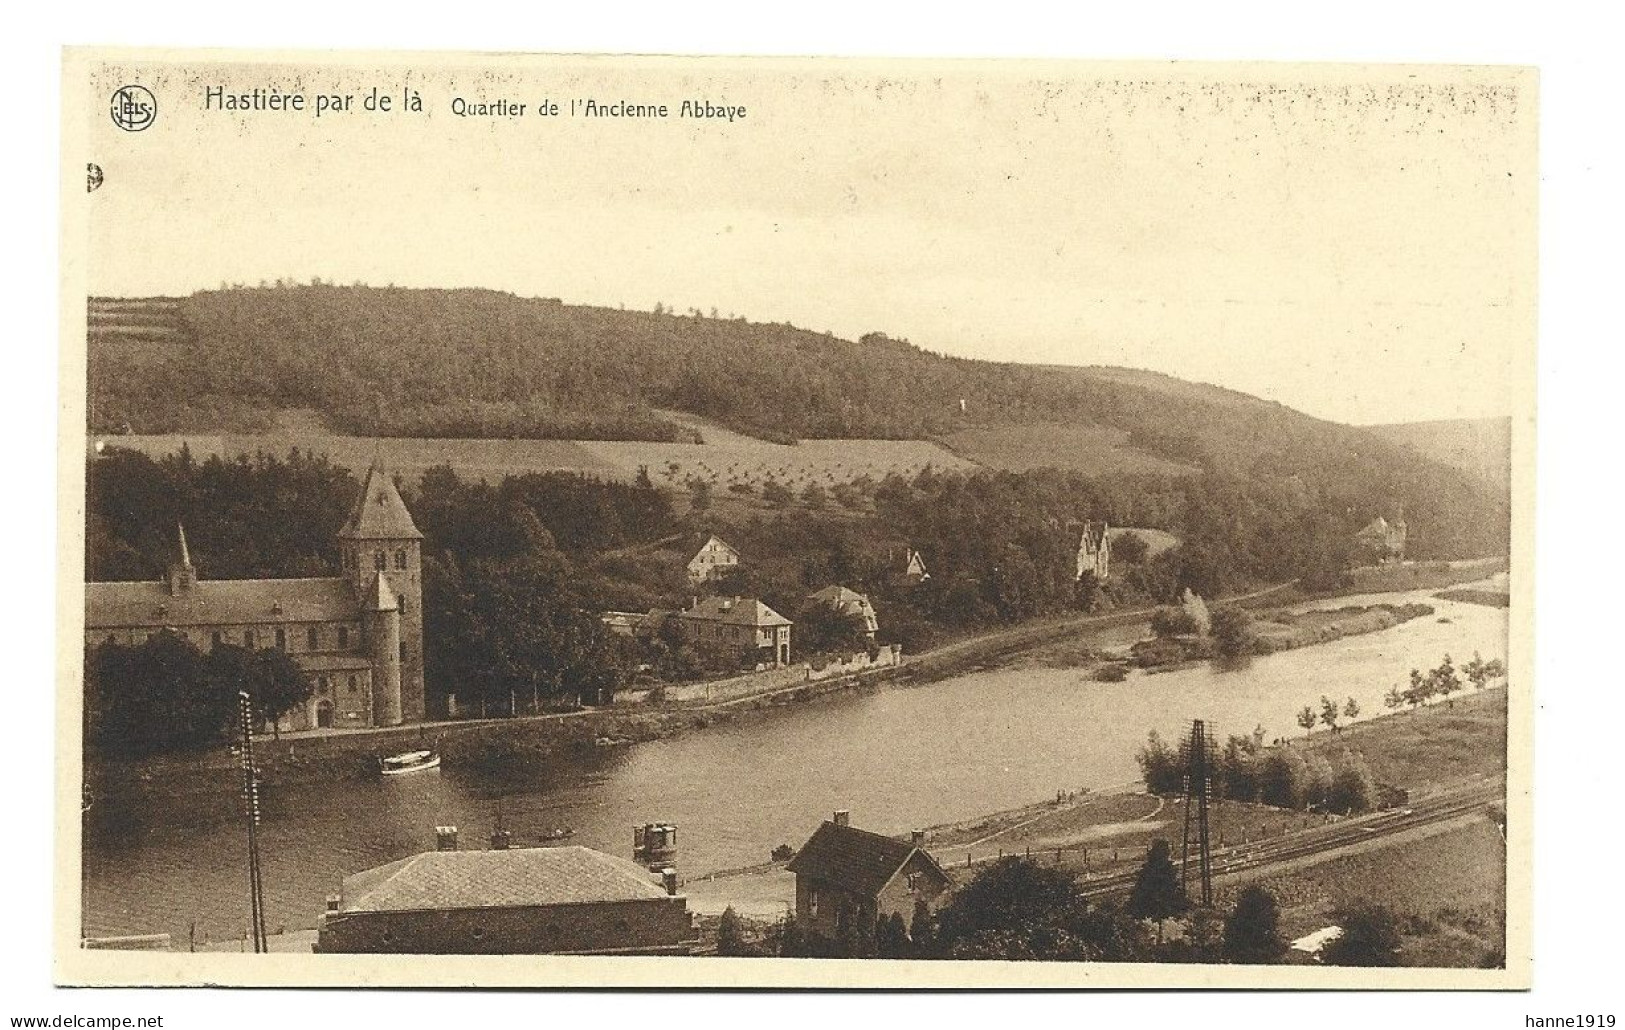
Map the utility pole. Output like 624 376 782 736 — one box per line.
238 691 268 953
1180 718 1215 907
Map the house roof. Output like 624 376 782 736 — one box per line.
786 821 948 898
681 596 791 628
86 577 358 629
337 462 423 541
339 846 673 914
805 585 879 631
687 534 738 561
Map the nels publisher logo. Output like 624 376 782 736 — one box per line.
111 85 156 132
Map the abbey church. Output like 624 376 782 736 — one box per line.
83 463 427 731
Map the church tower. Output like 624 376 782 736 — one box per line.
337 462 425 724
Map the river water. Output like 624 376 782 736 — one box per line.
81 586 1508 943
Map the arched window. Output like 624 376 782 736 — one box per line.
395 549 408 569
243 629 256 649
338 626 349 649
275 628 286 650
347 675 358 694
212 631 223 647
307 626 319 650
375 551 386 571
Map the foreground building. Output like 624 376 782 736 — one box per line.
786 811 952 941
316 836 694 955
84 461 427 728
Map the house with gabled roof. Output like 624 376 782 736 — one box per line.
678 595 792 668
785 811 952 942
1076 519 1111 582
685 533 740 585
803 585 880 641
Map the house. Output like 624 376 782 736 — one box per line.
677 595 792 667
1076 520 1111 582
84 461 427 729
315 832 694 955
803 585 880 641
901 548 930 586
1355 513 1408 563
685 534 741 585
785 811 952 943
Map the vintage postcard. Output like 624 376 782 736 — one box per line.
57 49 1534 988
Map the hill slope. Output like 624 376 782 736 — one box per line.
1365 417 1511 491
85 286 1509 560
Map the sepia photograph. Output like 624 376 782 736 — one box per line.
55 47 1533 991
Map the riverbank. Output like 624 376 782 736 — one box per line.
83 562 1506 807
686 684 1508 925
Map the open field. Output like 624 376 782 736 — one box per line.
1296 685 1507 790
91 410 978 489
1225 816 1506 967
940 423 1199 477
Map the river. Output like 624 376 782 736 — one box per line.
81 585 1508 943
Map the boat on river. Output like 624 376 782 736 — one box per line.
379 750 441 776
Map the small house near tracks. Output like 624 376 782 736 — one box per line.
786 811 951 942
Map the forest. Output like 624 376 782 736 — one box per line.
87 287 1507 558
85 433 1503 742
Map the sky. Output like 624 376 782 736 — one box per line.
76 56 1535 426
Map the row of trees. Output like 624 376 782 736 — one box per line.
1383 652 1506 715
1138 729 1380 814
84 634 308 756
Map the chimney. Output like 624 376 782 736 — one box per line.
911 830 926 846
434 825 458 852
661 868 679 896
833 810 850 827
489 828 512 850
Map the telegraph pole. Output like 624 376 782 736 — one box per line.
238 691 268 953
1180 718 1215 907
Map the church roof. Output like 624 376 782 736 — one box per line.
338 463 423 541
86 577 358 629
338 846 671 914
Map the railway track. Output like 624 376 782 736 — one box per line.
1079 781 1503 898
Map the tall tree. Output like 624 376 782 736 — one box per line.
1126 839 1189 943
1223 886 1287 964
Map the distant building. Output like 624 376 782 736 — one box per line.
901 548 930 586
84 461 426 729
677 595 792 667
1076 520 1111 582
316 836 694 955
786 811 952 942
1355 513 1408 563
803 585 879 641
686 534 740 585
